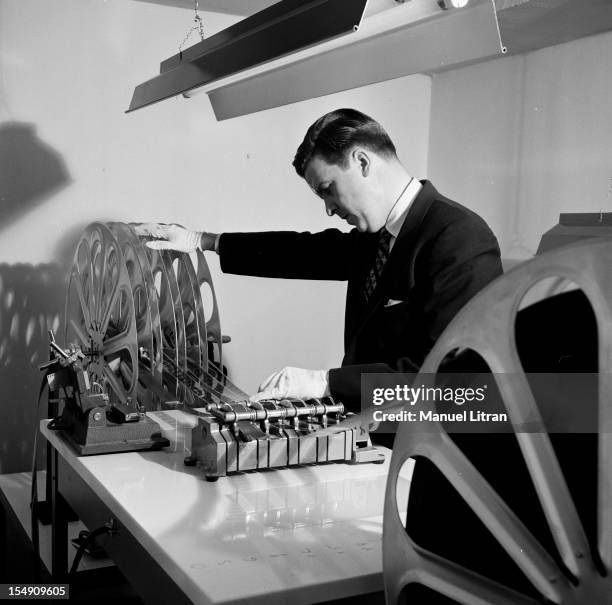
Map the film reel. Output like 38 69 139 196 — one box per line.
65 223 138 403
383 239 612 604
108 222 163 408
64 222 248 410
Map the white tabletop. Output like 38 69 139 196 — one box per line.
41 411 413 605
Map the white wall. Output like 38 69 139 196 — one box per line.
428 30 612 265
0 0 431 471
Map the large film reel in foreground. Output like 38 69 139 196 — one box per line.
383 239 612 603
65 222 247 410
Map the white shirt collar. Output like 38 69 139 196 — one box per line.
385 178 422 241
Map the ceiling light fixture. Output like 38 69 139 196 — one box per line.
127 0 369 113
128 0 501 120
438 0 470 8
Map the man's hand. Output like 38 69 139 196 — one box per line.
250 367 330 402
132 223 217 252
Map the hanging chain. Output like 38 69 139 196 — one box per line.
179 0 205 54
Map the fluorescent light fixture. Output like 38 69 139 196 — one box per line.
127 0 369 113
128 0 503 119
438 0 470 8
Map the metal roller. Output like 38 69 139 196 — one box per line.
382 239 612 604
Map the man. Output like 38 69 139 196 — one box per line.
136 108 502 409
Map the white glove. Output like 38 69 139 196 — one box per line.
250 366 330 402
132 223 203 253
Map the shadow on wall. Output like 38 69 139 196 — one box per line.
0 121 78 472
0 121 71 231
0 263 67 473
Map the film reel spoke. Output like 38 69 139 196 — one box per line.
489 371 590 578
146 249 183 394
168 256 187 370
73 238 96 330
98 279 120 336
183 252 208 367
68 317 89 347
424 434 567 601
102 365 130 403
173 252 204 371
80 239 97 326
90 237 103 327
66 274 91 345
98 237 110 323
72 270 93 329
417 556 540 605
103 330 133 358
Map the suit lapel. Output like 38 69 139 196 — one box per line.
347 181 438 345
379 180 437 285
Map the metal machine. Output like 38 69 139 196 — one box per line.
186 397 382 480
62 222 382 476
40 332 168 455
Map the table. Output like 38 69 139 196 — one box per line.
41 411 412 605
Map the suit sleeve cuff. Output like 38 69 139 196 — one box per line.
329 361 421 412
328 364 387 413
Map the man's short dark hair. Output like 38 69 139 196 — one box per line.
293 108 398 177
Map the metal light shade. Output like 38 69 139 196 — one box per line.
128 0 504 119
127 0 369 113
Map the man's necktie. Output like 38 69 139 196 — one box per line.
363 228 393 302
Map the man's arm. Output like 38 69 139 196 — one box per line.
219 229 364 281
133 223 365 281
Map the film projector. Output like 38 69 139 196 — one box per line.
49 222 380 479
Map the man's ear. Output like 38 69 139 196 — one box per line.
352 148 371 177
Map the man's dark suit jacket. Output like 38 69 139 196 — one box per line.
218 181 502 409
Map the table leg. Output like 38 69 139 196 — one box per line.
0 502 6 581
50 448 68 580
